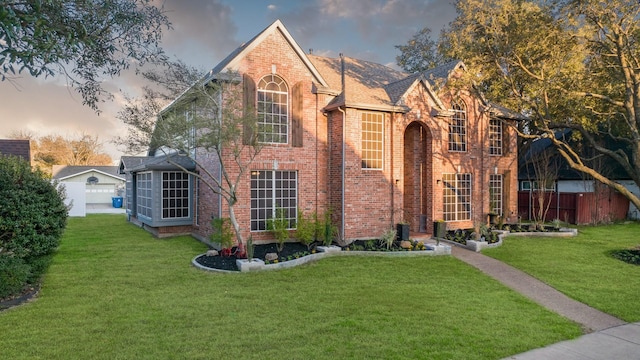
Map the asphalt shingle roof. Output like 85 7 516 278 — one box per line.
0 139 30 161
52 165 123 180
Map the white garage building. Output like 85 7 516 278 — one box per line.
52 166 125 208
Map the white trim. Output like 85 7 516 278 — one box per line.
58 169 125 182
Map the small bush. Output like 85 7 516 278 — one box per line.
24 254 54 284
0 255 30 298
379 229 397 250
0 156 67 298
316 210 338 246
295 209 315 250
610 248 640 266
267 208 290 252
210 218 235 250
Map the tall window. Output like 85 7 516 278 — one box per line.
257 74 288 144
361 112 384 169
443 173 472 221
250 170 297 231
136 172 152 219
185 104 197 157
162 172 190 219
126 177 133 214
194 178 200 226
449 100 467 152
489 174 503 215
489 118 503 155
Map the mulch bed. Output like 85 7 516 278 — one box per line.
194 242 313 271
0 284 40 312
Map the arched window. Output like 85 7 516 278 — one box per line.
257 74 289 144
449 100 467 152
87 176 99 185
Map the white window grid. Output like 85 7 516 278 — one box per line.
489 174 503 215
489 118 503 155
361 112 384 170
257 74 288 144
443 173 472 221
136 172 153 219
449 101 467 152
250 170 297 231
161 172 190 219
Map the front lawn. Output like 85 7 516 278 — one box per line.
483 222 640 322
0 215 581 359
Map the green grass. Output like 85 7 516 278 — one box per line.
483 222 640 322
0 215 581 359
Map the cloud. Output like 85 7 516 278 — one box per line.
0 76 127 160
159 0 239 69
270 0 455 65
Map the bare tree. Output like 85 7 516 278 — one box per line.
138 72 262 252
9 131 112 174
524 145 560 228
113 59 202 155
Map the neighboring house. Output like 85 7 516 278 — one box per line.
121 20 521 242
52 165 125 205
518 131 635 223
0 139 31 163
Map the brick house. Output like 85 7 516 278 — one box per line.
121 20 521 243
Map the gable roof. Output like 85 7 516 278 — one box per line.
309 56 471 114
0 139 30 161
160 19 329 118
124 153 196 173
206 20 328 87
118 156 149 174
309 54 409 112
51 165 125 181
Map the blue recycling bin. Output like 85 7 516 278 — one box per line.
112 196 123 208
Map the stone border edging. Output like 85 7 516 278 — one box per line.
192 244 452 273
439 227 578 252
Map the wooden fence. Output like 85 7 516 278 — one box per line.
517 189 629 225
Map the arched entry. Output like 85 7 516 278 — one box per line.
403 122 432 232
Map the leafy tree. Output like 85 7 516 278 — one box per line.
0 156 68 297
0 0 170 111
437 0 640 211
113 59 203 155
395 27 451 73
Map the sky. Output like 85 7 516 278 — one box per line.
0 0 457 162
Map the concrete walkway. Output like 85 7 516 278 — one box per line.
449 246 640 359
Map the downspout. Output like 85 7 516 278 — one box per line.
217 89 223 219
481 111 485 223
338 53 346 242
390 111 395 229
338 106 346 242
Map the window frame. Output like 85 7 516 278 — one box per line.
442 173 472 221
257 74 289 144
250 170 298 232
361 112 384 170
489 174 503 215
489 118 503 156
448 100 467 152
136 171 153 220
161 171 190 220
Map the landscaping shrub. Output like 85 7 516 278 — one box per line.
24 254 54 284
0 255 30 298
0 156 67 297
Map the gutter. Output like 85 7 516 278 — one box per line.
338 105 346 243
338 53 346 242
